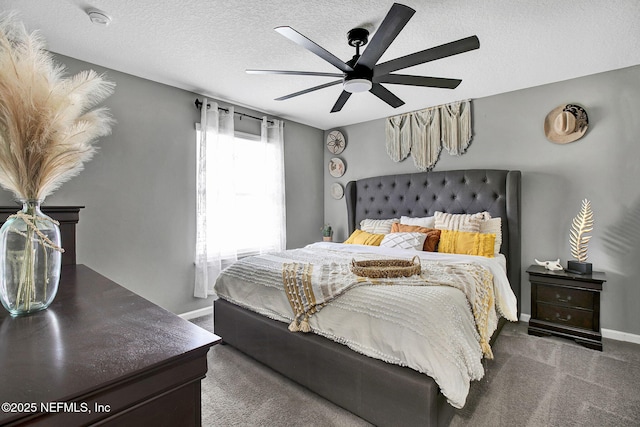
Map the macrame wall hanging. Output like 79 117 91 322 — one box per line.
385 100 472 171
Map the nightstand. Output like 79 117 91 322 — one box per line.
527 264 606 350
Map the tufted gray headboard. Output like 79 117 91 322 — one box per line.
345 169 521 314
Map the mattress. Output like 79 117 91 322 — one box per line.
214 242 517 408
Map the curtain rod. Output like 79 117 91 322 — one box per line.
194 98 274 125
388 98 473 119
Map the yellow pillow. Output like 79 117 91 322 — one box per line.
437 229 495 257
344 229 385 246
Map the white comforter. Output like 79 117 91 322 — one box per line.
214 242 517 408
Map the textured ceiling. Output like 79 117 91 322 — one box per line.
2 0 640 130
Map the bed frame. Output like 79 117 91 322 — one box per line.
214 169 521 427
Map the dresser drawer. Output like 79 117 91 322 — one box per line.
536 302 594 330
536 284 594 309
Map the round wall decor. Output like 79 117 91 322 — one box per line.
328 157 345 177
330 183 344 199
326 130 346 154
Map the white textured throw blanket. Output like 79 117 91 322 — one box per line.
282 258 496 358
215 242 517 408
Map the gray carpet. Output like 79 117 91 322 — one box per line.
190 315 640 426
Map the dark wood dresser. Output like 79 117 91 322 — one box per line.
0 206 220 426
527 264 606 350
0 205 219 426
0 265 219 426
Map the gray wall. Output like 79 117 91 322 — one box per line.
0 54 324 314
324 64 640 336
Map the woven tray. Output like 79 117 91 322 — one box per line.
350 255 421 278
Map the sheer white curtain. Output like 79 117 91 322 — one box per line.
259 117 286 253
194 99 234 298
194 102 286 298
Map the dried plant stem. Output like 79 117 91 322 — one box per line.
16 227 35 310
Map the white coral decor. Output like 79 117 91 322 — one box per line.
569 199 594 262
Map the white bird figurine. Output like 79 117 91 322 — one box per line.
535 259 564 271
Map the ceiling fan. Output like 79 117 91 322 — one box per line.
247 3 479 113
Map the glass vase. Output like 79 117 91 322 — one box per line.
0 200 63 316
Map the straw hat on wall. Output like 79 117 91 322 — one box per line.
544 104 589 144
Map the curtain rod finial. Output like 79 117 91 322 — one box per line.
195 98 211 110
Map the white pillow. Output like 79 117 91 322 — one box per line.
360 218 399 234
434 211 490 233
400 215 435 228
480 217 502 255
379 232 427 251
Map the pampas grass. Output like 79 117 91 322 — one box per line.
0 13 114 201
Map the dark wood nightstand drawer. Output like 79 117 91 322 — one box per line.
536 284 594 310
536 302 594 330
529 272 605 292
527 265 606 350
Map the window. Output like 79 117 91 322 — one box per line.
207 132 282 258
194 101 285 298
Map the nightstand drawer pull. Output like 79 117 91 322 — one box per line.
556 294 572 303
555 313 572 322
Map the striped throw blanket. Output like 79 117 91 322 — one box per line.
283 258 496 358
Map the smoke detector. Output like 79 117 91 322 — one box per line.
87 9 112 26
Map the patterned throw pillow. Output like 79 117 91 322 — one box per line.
359 218 399 234
479 217 502 255
434 211 490 233
391 223 441 252
379 232 427 251
400 215 435 228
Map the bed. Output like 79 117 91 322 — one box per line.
213 169 521 427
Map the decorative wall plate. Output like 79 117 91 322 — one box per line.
328 157 345 178
326 130 346 154
330 183 344 200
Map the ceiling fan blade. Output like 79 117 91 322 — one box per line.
374 74 462 89
246 69 343 77
331 91 352 113
369 83 404 108
374 35 480 76
356 3 415 70
275 26 353 73
275 79 343 101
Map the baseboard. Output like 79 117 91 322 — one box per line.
601 328 640 345
519 313 640 344
179 305 213 320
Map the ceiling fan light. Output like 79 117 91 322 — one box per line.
343 78 372 93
